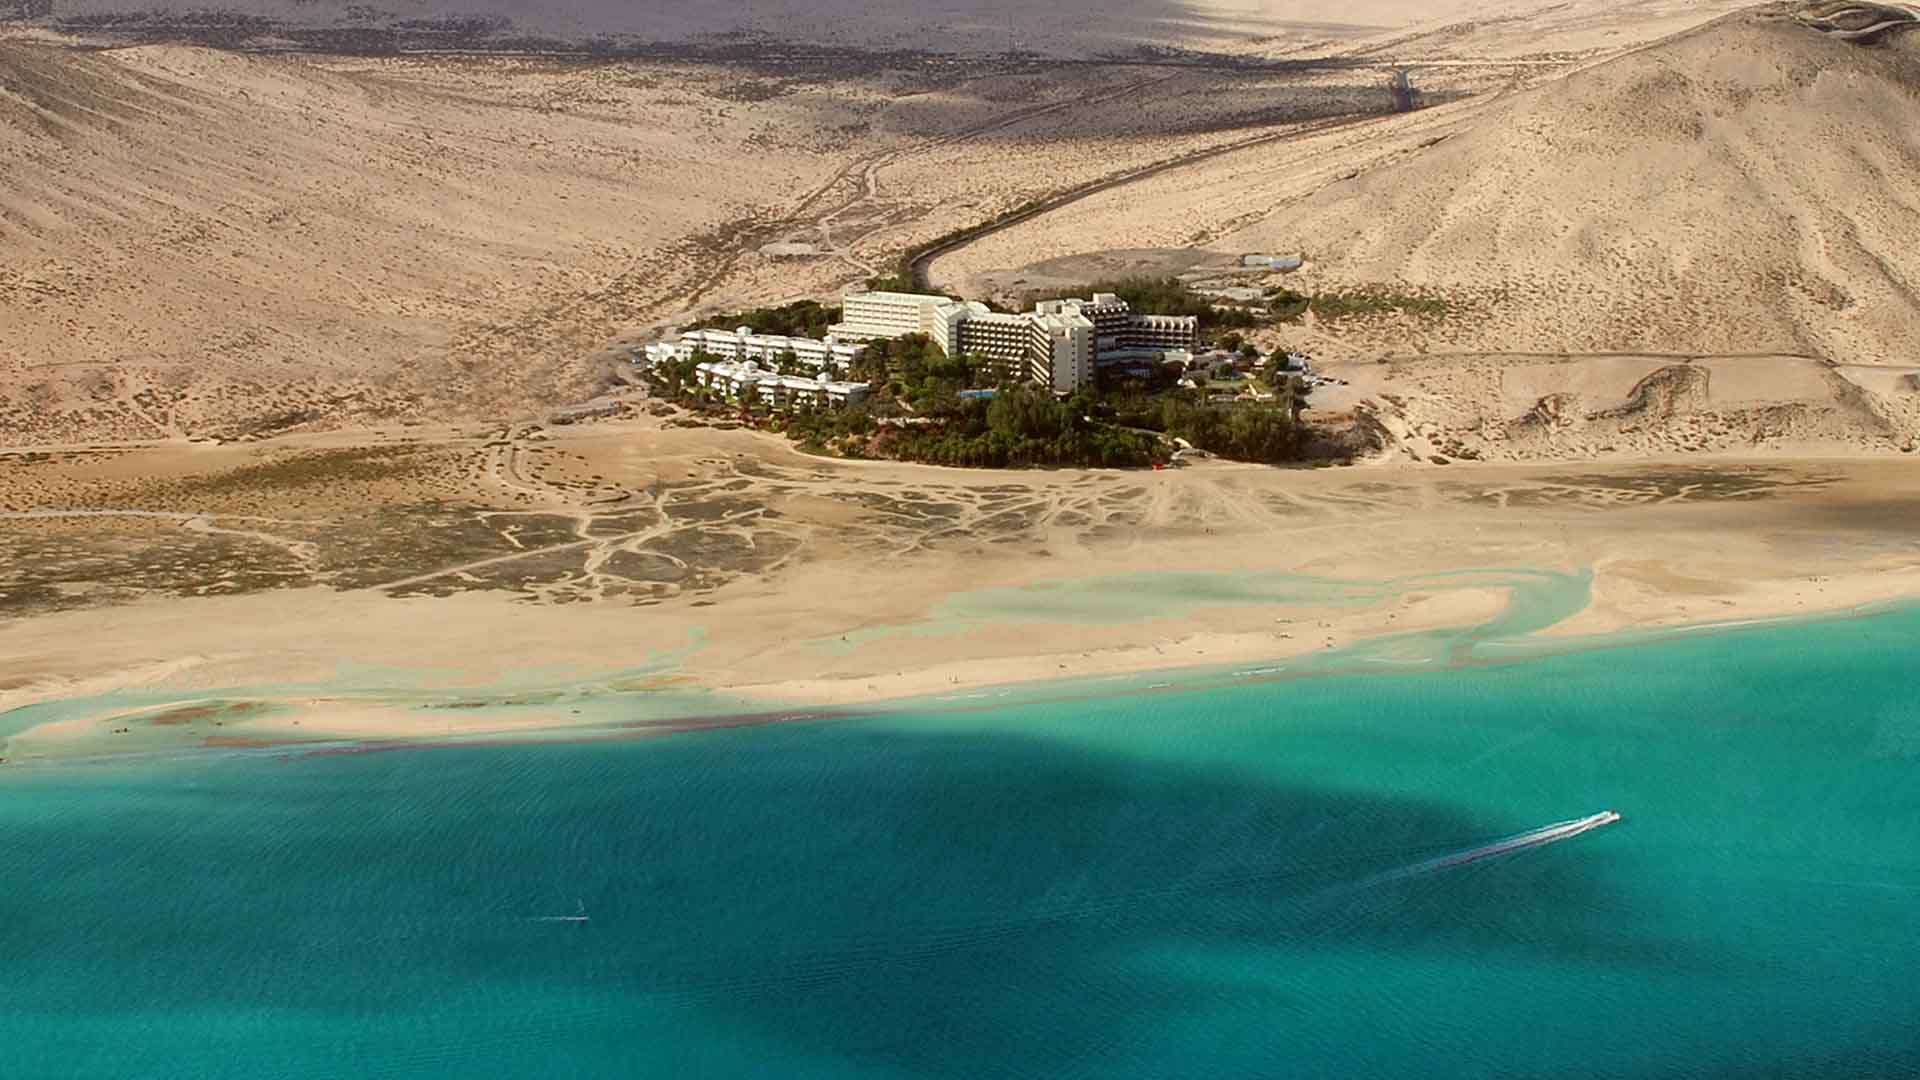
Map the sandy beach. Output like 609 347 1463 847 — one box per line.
5 415 1918 762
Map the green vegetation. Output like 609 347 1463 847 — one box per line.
1265 286 1311 321
1266 286 1450 323
1109 385 1308 465
684 299 841 338
860 273 941 295
822 387 1158 469
170 446 437 496
1020 276 1259 336
645 350 709 403
851 334 1022 411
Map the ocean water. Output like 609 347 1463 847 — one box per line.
4 607 1920 1077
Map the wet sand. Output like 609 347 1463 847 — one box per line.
4 419 1918 762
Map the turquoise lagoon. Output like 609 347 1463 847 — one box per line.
3 599 1919 1077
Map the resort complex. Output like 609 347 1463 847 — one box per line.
832 290 1197 392
638 289 1200 409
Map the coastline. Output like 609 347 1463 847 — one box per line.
6 437 1920 767
4 569 1916 769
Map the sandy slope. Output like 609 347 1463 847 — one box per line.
35 0 1576 56
5 1 1910 463
0 31 1497 446
1222 5 1920 366
0 41 920 442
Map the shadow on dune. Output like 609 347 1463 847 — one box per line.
32 0 1363 57
2 721 1701 1074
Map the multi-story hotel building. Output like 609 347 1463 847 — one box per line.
1021 312 1096 392
829 291 958 341
838 289 1194 390
1115 313 1200 355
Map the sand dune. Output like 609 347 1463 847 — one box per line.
6 1 1911 462
0 29 1499 446
0 39 912 443
33 1 1556 56
1222 4 1920 367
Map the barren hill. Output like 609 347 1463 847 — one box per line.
19 0 1539 57
0 38 907 444
1223 3 1920 369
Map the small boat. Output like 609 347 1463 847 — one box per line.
530 899 589 924
1427 810 1622 872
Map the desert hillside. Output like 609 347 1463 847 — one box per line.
0 24 1525 446
2 1 1888 453
1223 3 1920 368
0 39 1001 444
20 0 1567 56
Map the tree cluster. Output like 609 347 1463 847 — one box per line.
1020 277 1258 336
685 299 841 339
1108 387 1308 464
876 386 1158 468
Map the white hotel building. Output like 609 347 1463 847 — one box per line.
692 360 870 410
830 290 1195 391
643 326 867 375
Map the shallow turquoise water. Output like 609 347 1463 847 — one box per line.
4 606 1919 1077
821 566 1592 655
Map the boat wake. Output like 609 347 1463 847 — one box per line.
1329 810 1623 899
528 899 590 924
573 812 1623 1007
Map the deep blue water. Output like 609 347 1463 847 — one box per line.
4 607 1919 1077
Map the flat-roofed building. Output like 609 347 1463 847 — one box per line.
658 327 865 374
1035 295 1198 366
1037 293 1132 349
693 360 870 411
830 291 958 341
952 310 1032 369
1027 312 1095 392
926 299 984 358
1117 313 1199 355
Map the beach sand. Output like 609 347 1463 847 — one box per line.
5 417 1918 762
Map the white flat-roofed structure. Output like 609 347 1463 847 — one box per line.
1037 293 1132 347
653 326 865 374
951 310 1033 372
830 291 959 341
1027 311 1095 392
1030 295 1197 375
693 360 869 411
1117 313 1199 354
926 299 985 358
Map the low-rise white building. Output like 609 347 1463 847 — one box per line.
693 360 870 411
644 326 866 375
